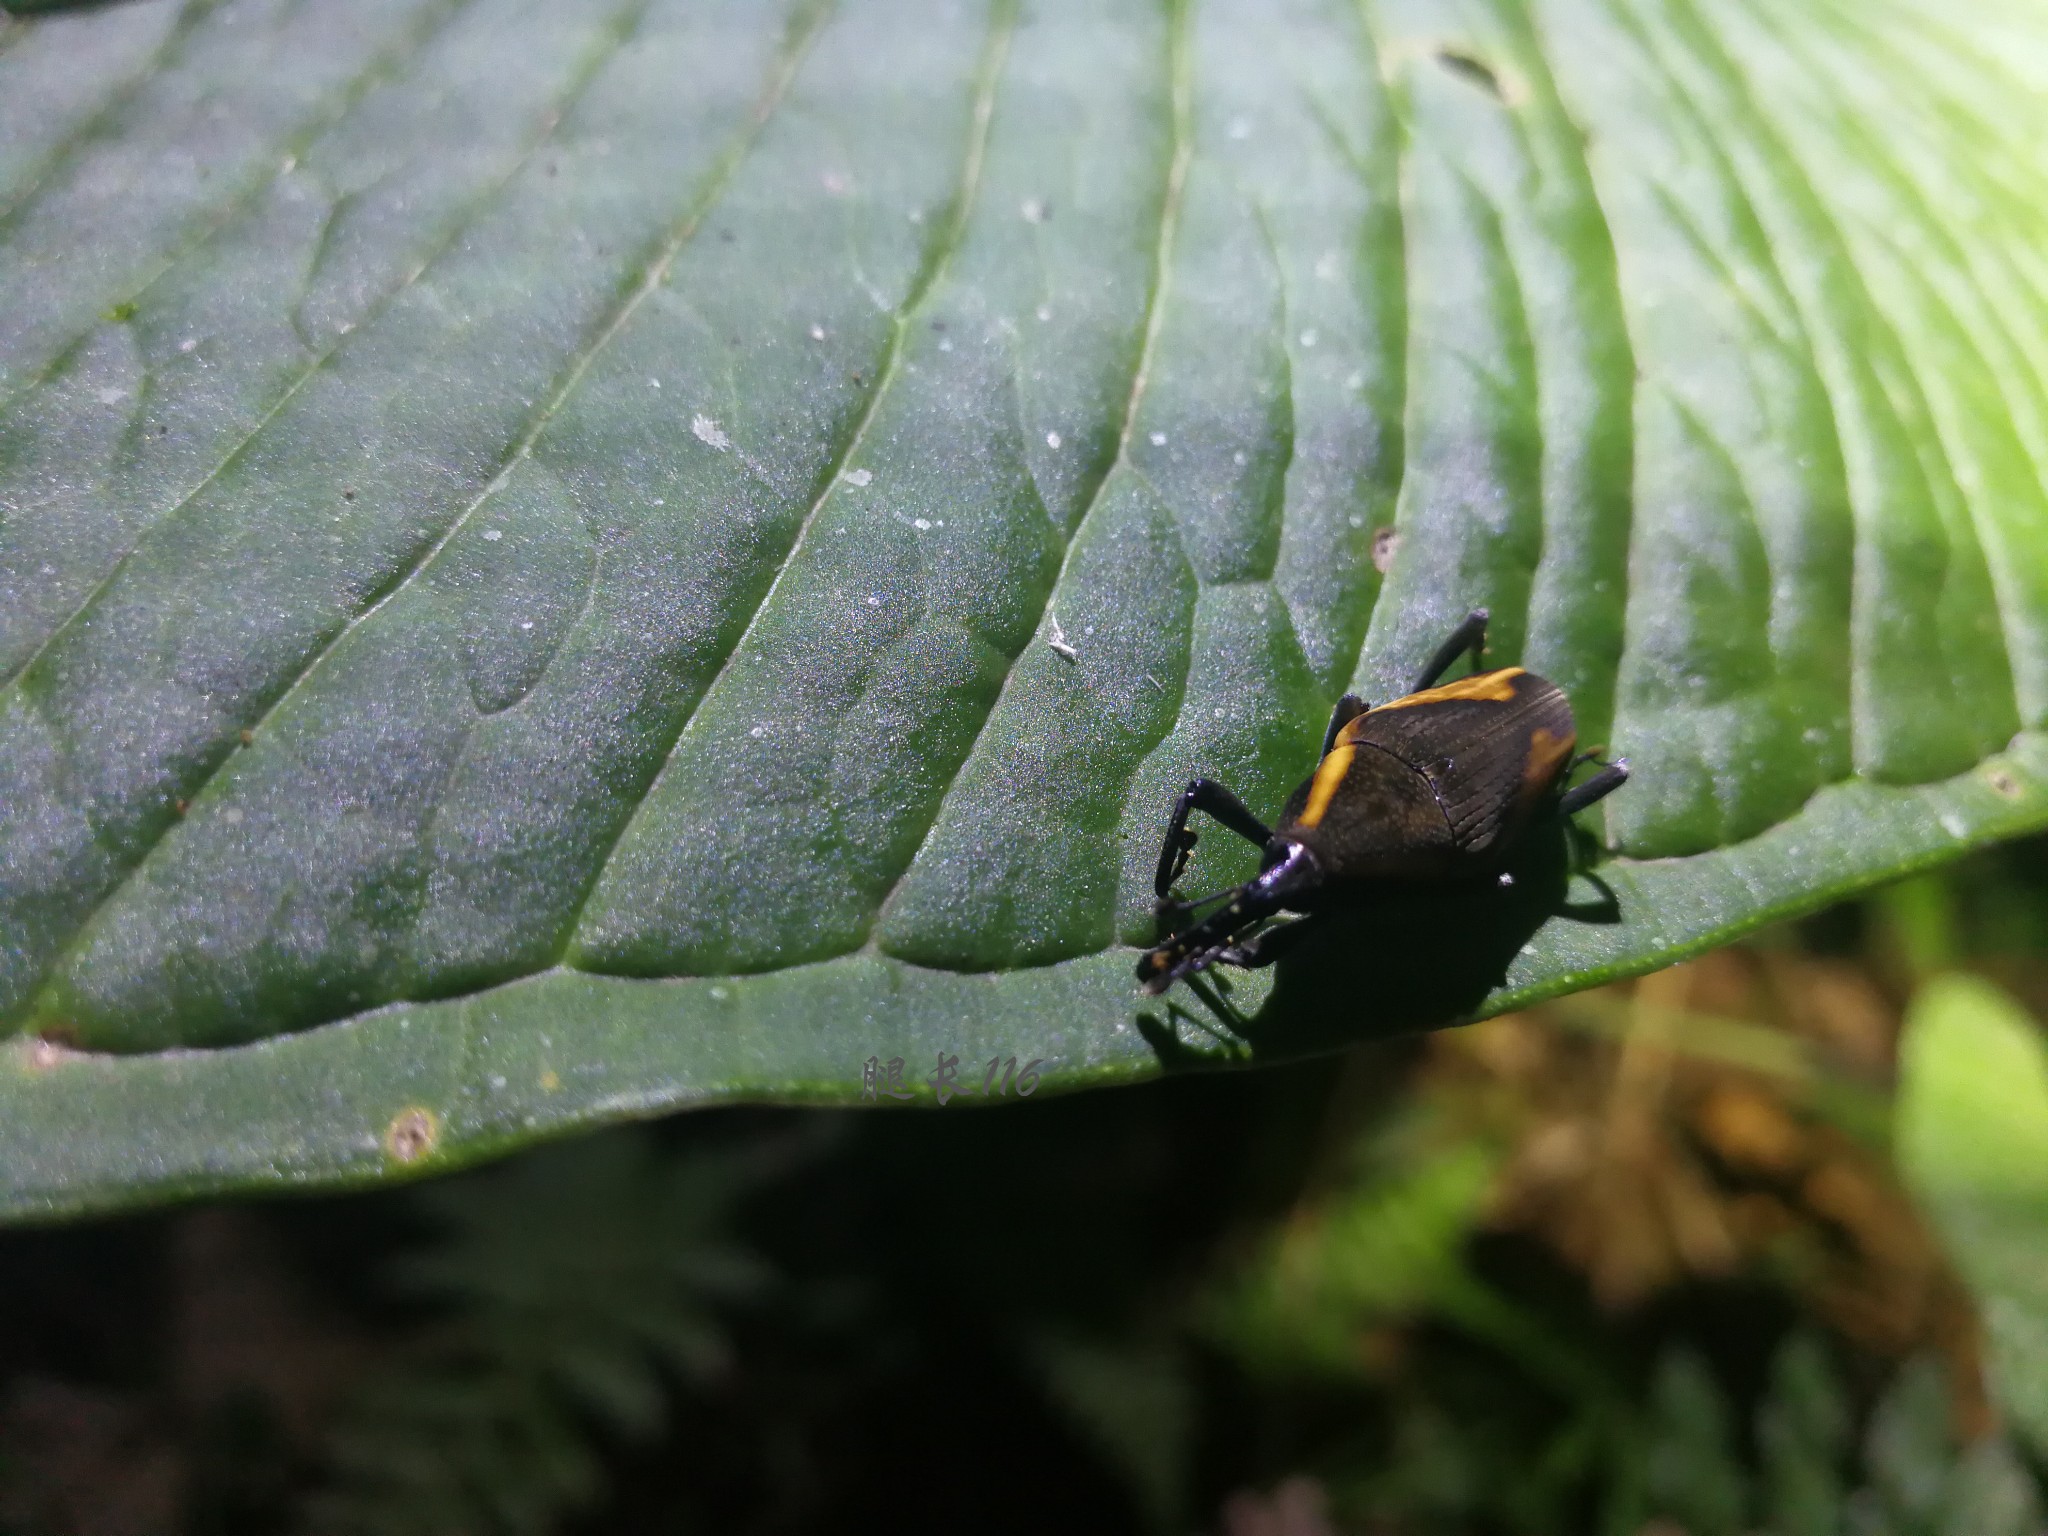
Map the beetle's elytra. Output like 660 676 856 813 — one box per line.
1137 609 1628 996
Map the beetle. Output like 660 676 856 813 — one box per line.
1137 608 1628 996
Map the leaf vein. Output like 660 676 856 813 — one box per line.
23 0 832 1004
0 0 224 233
0 0 480 415
865 0 1194 938
0 0 655 694
1342 1 1411 691
558 0 1013 958
1699 0 2036 742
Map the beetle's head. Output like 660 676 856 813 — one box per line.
1255 838 1322 898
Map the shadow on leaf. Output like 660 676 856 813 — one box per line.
1135 820 1624 1064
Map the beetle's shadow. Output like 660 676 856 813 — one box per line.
1145 818 1621 1061
1134 979 1255 1069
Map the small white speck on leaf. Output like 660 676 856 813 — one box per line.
1232 450 1247 466
1046 431 1062 448
1212 707 1225 719
482 529 503 542
750 726 765 738
1497 872 1515 888
692 413 730 450
938 337 953 351
1345 370 1365 390
866 594 881 606
98 387 128 405
1149 431 1167 447
810 324 826 340
179 337 198 353
822 170 850 195
1227 115 1251 140
649 377 661 388
1315 251 1340 281
519 620 534 631
1036 304 1052 322
1299 328 1318 347
710 985 731 1001
222 807 244 825
913 518 932 530
1347 514 1364 529
844 468 873 487
651 498 664 507
908 207 924 224
1047 613 1078 662
1020 196 1047 223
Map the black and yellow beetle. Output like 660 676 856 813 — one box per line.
1137 609 1628 996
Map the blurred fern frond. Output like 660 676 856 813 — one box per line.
300 1130 781 1536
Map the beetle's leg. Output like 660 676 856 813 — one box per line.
1153 778 1274 900
1321 694 1369 757
1411 607 1490 692
1216 912 1326 970
1559 756 1630 817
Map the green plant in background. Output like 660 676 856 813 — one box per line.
1648 1341 2040 1536
1642 1349 1744 1536
1897 975 2048 1466
302 1131 775 1536
1139 885 2048 1536
1034 1332 1197 1534
5 0 2048 1215
1181 1105 2048 1536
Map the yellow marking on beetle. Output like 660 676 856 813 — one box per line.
1299 743 1356 828
1522 726 1575 793
1372 666 1525 711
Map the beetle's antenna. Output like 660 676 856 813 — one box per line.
1137 841 1322 994
1138 932 1237 995
1138 886 1283 993
1153 884 1237 932
1138 887 1249 992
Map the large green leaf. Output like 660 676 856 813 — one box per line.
3 0 2047 1218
